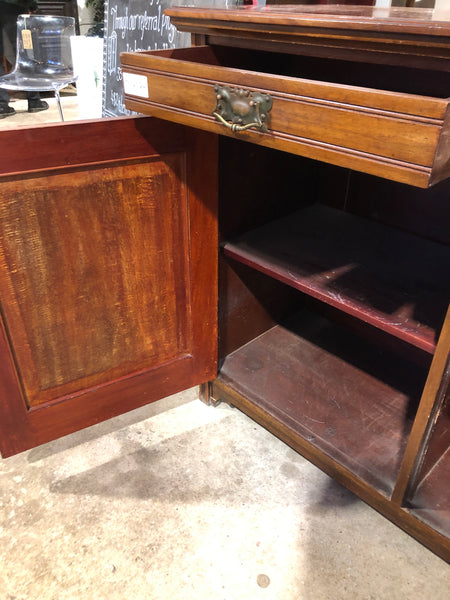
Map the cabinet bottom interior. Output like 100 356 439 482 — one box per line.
216 138 449 541
217 302 428 498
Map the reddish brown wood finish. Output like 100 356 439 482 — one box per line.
0 2 447 565
408 373 449 538
392 309 450 506
0 118 218 457
121 45 450 187
344 173 450 246
166 5 450 70
215 143 450 558
0 117 185 177
218 256 300 360
412 369 450 492
0 158 192 406
219 309 427 496
223 204 450 354
409 448 450 539
121 4 450 560
166 5 450 38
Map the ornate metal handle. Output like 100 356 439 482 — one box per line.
213 111 261 133
213 85 272 133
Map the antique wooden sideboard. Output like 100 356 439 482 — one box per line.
0 4 449 561
121 4 450 560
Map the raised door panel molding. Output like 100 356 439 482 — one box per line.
0 118 218 457
0 156 191 407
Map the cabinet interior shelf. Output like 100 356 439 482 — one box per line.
219 309 428 496
223 203 450 355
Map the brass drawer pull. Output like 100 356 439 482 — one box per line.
213 85 272 133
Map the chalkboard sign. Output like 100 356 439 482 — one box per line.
102 1 191 118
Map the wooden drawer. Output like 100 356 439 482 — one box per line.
121 45 450 188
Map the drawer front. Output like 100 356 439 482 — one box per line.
121 47 450 188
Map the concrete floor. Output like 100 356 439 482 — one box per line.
0 89 87 129
0 389 449 600
1 88 449 598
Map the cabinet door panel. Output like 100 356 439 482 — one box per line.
0 117 217 457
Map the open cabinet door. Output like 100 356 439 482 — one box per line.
0 117 218 457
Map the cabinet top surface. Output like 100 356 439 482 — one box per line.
166 4 450 37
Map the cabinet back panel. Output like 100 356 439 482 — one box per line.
221 138 450 246
345 174 450 246
219 138 319 239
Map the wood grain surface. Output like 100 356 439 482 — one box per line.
0 118 218 456
122 45 450 187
